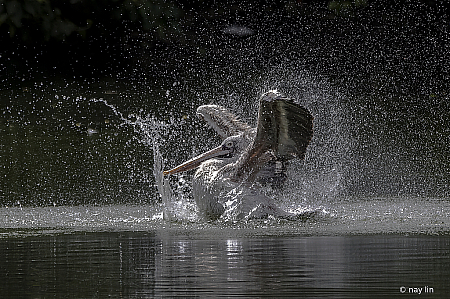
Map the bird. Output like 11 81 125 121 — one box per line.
163 90 314 221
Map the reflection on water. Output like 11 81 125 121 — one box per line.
0 232 448 298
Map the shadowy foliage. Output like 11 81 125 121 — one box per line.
0 0 183 42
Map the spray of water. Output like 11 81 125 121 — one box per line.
138 65 349 222
62 61 446 223
259 65 350 209
88 96 200 222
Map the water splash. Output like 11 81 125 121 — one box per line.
2 77 448 230
194 66 347 213
147 69 348 221
152 135 173 221
87 98 172 220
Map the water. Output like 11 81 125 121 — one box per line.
0 197 449 235
0 198 449 297
1 63 449 298
0 223 449 298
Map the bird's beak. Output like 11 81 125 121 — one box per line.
163 145 230 176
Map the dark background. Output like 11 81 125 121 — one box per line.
1 0 449 205
1 0 449 92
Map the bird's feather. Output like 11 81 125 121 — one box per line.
235 92 313 180
197 105 251 139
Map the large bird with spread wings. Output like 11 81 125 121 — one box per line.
164 91 313 220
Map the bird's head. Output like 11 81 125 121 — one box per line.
163 132 251 176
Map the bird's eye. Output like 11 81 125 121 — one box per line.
226 141 233 148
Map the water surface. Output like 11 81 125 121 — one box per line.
0 197 449 298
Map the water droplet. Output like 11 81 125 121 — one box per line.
87 128 98 135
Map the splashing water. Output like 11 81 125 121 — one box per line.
86 81 333 222
261 66 349 207
0 76 448 234
87 98 174 221
88 97 200 222
183 66 348 214
2 65 447 229
137 68 350 222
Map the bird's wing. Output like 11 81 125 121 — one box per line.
197 105 251 139
235 91 313 180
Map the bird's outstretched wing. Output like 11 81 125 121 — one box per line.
235 91 313 180
197 105 251 139
255 92 313 160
